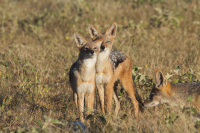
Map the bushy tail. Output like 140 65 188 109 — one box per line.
133 83 144 112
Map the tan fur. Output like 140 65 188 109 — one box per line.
144 69 200 116
88 22 139 118
69 31 103 122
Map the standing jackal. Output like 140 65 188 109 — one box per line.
88 22 140 118
144 69 200 116
69 31 103 122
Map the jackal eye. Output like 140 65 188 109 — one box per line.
106 41 110 43
94 47 97 50
85 47 88 50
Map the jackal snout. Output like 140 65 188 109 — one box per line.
144 88 170 107
80 44 99 58
100 45 105 50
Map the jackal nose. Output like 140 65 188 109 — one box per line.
101 45 105 50
90 50 94 54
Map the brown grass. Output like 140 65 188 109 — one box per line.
0 0 200 132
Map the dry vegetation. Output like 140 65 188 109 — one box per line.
0 0 200 132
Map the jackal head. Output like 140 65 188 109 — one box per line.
88 22 117 53
144 70 172 108
74 31 103 60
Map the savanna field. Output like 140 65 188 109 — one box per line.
0 0 200 132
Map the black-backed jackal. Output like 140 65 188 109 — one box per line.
144 69 200 119
88 22 141 118
69 31 103 122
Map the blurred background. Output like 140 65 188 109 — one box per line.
0 0 200 132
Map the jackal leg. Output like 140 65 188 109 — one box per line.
105 81 114 113
85 89 95 114
113 92 120 116
97 84 105 113
105 67 121 113
78 94 85 122
90 89 95 111
73 92 78 109
119 75 139 118
113 82 120 116
85 88 95 126
106 84 120 114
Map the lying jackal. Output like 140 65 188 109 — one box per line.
88 22 141 117
69 31 103 122
144 69 200 117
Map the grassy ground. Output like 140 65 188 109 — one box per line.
0 0 200 132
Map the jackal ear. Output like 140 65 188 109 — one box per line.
155 70 167 89
88 23 101 40
105 22 117 38
74 31 87 48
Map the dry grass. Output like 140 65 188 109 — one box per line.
0 0 200 132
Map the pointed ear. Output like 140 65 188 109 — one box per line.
105 22 117 38
93 37 103 48
74 31 87 48
155 69 167 89
88 23 101 40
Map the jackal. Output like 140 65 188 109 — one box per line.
88 22 142 117
69 31 103 122
144 69 200 116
